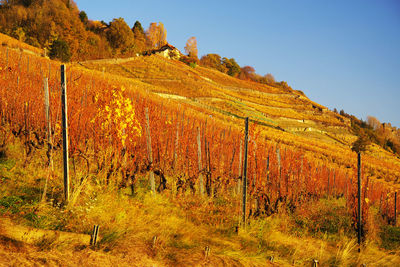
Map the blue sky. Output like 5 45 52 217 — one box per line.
76 0 400 127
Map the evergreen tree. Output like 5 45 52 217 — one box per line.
132 20 144 35
49 39 71 62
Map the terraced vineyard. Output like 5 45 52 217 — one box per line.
1 31 400 266
75 55 400 186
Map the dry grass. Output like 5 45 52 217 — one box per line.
0 33 43 56
1 140 399 266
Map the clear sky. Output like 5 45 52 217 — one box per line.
76 0 400 127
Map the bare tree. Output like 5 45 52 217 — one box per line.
146 22 167 49
367 116 381 131
184 36 198 59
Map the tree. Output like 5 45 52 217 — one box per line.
49 39 71 62
79 10 88 25
106 17 135 52
367 116 381 131
200 53 227 72
351 134 370 153
263 73 275 84
146 22 167 49
222 57 240 77
132 20 146 53
184 36 198 59
239 66 255 80
132 20 144 35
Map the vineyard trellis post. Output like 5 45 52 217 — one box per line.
197 127 204 196
242 117 249 227
44 77 52 168
357 152 362 249
173 121 179 170
327 168 330 197
395 191 397 226
6 46 8 64
237 139 243 196
276 147 281 196
41 77 52 203
61 65 69 203
145 107 156 194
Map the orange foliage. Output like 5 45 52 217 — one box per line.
0 46 399 226
184 36 198 59
146 22 167 49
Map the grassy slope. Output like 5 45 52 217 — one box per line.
0 33 44 57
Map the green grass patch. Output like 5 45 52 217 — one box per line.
0 195 25 214
291 198 352 239
380 225 400 250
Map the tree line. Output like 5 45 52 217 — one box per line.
0 0 168 61
0 0 294 90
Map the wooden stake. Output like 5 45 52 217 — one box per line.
90 225 100 246
197 127 204 196
266 154 270 182
327 168 330 197
61 65 69 203
145 108 156 194
276 147 281 195
357 152 362 249
237 139 243 195
395 191 397 226
242 117 249 227
173 121 179 170
44 77 52 167
41 77 52 203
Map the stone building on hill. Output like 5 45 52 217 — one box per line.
143 43 182 59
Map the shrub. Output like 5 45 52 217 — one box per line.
380 225 400 250
179 55 198 67
49 39 71 62
292 198 352 238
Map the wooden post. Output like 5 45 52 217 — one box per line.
345 174 348 206
237 139 243 195
41 77 52 203
333 169 336 196
61 65 69 203
242 117 249 227
44 77 52 166
173 122 179 170
197 127 204 196
276 147 281 195
145 108 156 194
253 141 257 187
357 152 362 248
266 154 270 182
327 168 330 197
253 141 258 214
395 191 397 226
90 225 100 246
5 47 8 81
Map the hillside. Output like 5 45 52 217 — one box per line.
75 54 400 185
1 30 400 266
